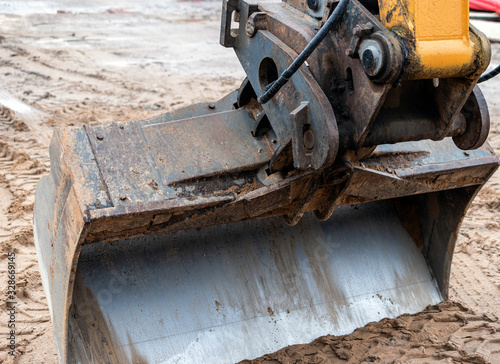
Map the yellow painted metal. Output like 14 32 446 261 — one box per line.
378 0 485 79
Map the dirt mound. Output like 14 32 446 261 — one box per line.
241 301 500 364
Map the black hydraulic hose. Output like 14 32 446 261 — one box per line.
478 64 500 83
257 0 350 104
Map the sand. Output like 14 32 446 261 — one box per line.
241 302 500 363
0 2 498 363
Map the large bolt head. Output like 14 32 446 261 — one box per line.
358 39 384 78
362 49 375 70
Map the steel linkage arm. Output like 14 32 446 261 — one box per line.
221 0 492 159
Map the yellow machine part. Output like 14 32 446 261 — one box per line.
378 0 488 79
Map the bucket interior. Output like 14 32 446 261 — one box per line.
67 200 442 364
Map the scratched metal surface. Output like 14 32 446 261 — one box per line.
369 138 496 171
69 200 442 364
141 109 270 183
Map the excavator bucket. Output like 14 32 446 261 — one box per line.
34 91 499 363
34 0 499 363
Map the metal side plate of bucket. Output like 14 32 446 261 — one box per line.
67 200 442 364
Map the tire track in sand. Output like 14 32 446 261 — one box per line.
0 100 54 362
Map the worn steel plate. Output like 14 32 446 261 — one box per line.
141 109 270 184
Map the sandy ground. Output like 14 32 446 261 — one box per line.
242 302 500 363
0 2 498 363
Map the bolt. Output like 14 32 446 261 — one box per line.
303 129 315 150
96 133 104 140
307 0 318 10
208 103 216 110
362 48 375 70
359 40 384 77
